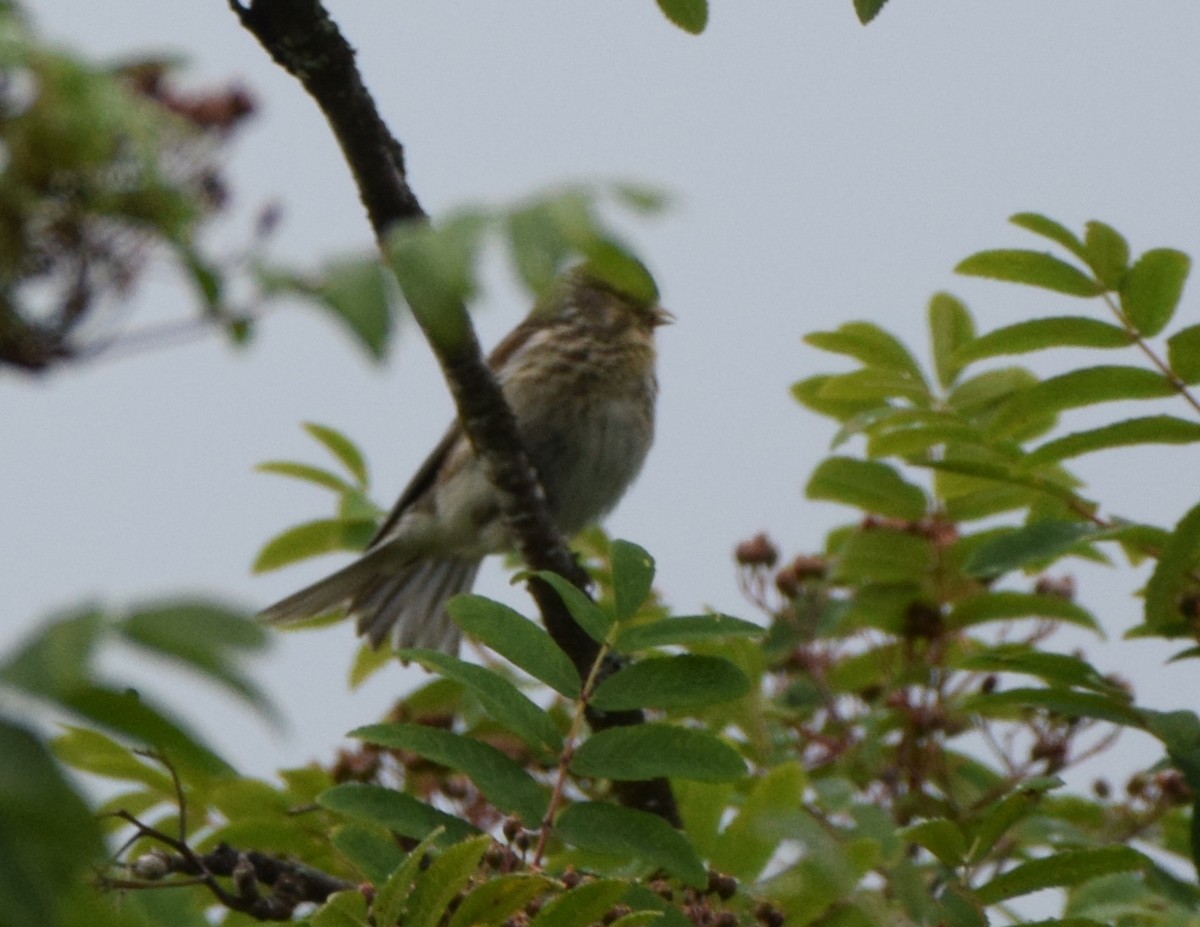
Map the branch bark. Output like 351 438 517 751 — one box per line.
231 0 678 826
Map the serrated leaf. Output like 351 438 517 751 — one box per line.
530 571 611 642
590 654 751 711
947 592 1099 632
610 539 656 622
1144 500 1200 633
1121 248 1190 337
805 322 925 377
556 802 707 886
988 366 1174 436
352 723 548 822
303 422 369 487
446 596 579 696
1009 213 1088 260
655 0 708 34
571 723 746 782
529 880 630 927
1024 415 1200 466
963 521 1102 576
399 650 562 754
614 614 764 652
448 874 553 927
956 249 1101 297
929 292 975 388
318 783 477 844
953 317 1131 364
806 457 927 519
976 847 1146 904
1082 221 1130 289
898 819 967 867
371 831 440 927
256 460 353 493
1167 323 1200 384
253 518 375 573
405 835 493 927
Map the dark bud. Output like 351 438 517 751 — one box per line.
1156 770 1193 804
736 533 779 568
981 674 998 695
707 870 738 900
1093 778 1111 800
1034 574 1076 600
902 601 943 640
502 817 523 843
775 568 800 600
1126 773 1148 798
755 902 786 927
561 867 582 889
331 747 381 784
602 905 632 925
791 555 827 580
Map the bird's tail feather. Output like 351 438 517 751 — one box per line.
259 549 480 653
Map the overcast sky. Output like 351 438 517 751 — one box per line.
6 2 1200 780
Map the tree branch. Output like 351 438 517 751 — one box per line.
231 0 678 825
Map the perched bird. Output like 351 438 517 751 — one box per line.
260 265 670 653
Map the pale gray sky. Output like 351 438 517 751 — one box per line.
6 2 1200 779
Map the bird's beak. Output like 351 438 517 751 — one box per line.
652 306 675 327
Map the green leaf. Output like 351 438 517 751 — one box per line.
963 521 1102 576
947 367 1040 418
0 721 104 927
253 518 375 572
0 607 102 699
928 292 975 388
304 422 369 487
898 819 967 867
614 614 764 652
530 571 611 642
1144 500 1200 632
405 835 493 927
955 249 1101 297
963 687 1141 727
448 874 553 927
316 256 395 361
318 783 478 844
256 460 353 493
815 368 930 404
117 601 273 718
529 880 631 927
371 831 440 927
958 647 1119 693
806 457 927 520
1082 221 1131 289
331 824 407 884
953 317 1131 364
947 592 1099 633
1167 323 1200 384
446 596 580 697
1024 415 1200 466
571 723 747 782
351 723 548 822
1141 710 1200 792
590 654 751 711
832 529 933 585
975 847 1146 904
610 539 656 622
710 763 806 879
556 802 707 886
791 375 881 422
966 778 1060 863
52 726 174 792
988 366 1174 436
388 212 485 348
853 0 890 23
399 650 562 754
804 322 925 378
313 888 370 927
1120 248 1190 337
655 0 708 34
1009 212 1088 260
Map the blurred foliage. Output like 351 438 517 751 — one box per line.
0 3 258 371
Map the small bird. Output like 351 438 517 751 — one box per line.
260 264 670 653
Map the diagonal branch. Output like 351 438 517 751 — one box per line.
230 0 678 825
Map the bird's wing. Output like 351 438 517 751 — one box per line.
367 422 463 548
